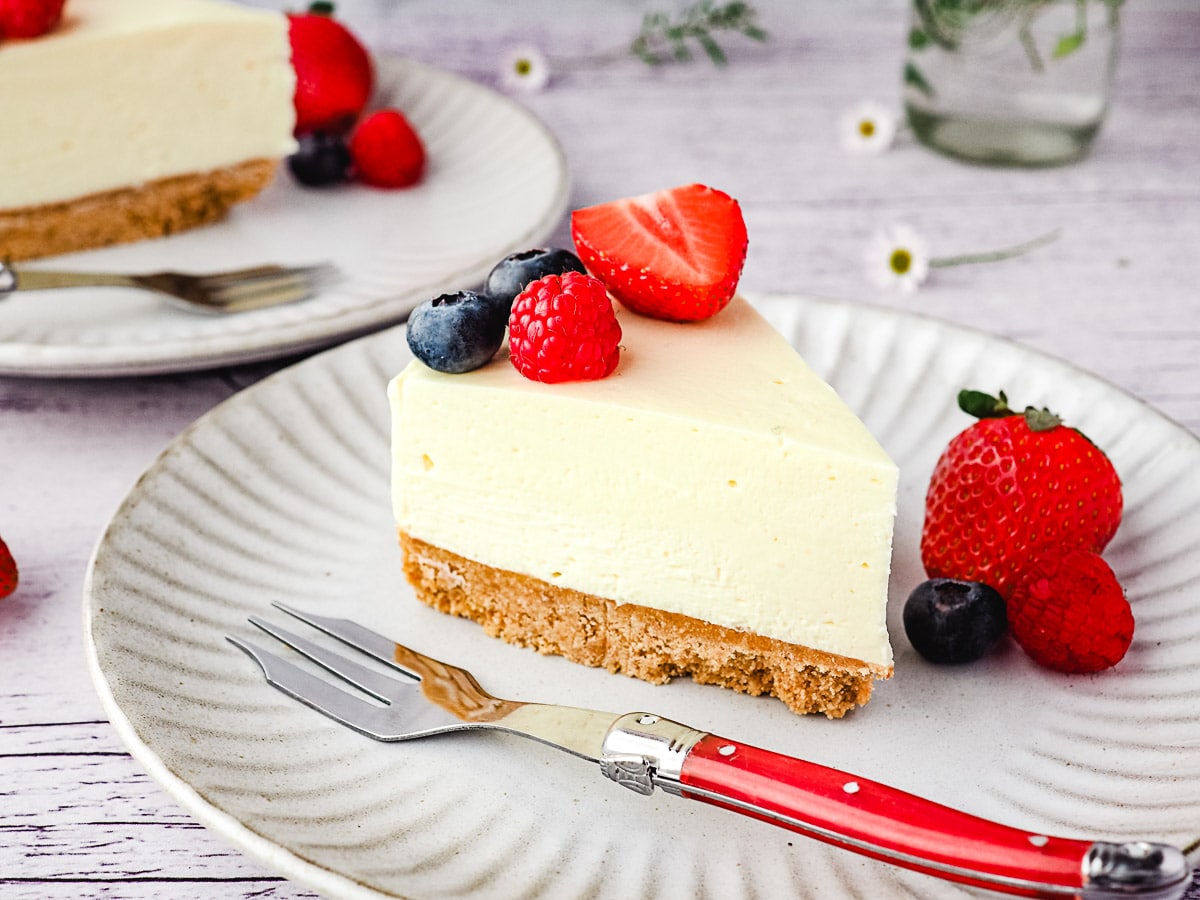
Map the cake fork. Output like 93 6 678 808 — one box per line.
0 260 337 313
228 602 1192 899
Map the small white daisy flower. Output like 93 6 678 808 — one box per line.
838 101 898 155
866 223 931 294
501 46 550 93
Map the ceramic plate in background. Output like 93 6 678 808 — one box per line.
0 57 568 377
84 294 1200 899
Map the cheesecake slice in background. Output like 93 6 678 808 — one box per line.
0 0 297 261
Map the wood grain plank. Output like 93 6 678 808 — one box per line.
2 821 270 881
0 720 124 755
0 883 312 900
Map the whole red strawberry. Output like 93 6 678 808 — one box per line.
1007 549 1133 673
0 535 18 599
349 109 425 188
288 2 374 135
921 390 1122 598
0 0 65 39
571 183 748 322
508 271 621 383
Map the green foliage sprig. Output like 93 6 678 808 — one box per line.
630 1 767 67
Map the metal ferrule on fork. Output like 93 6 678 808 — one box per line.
599 712 705 796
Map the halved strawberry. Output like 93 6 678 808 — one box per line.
571 184 748 322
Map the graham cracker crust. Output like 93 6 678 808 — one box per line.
400 532 891 718
0 158 279 262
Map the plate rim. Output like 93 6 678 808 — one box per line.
1 56 570 379
81 293 1200 897
80 594 389 899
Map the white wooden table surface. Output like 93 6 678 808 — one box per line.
2 1 1198 897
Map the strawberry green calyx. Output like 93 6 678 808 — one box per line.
308 1 335 16
956 389 1062 432
1023 406 1063 432
957 389 1014 419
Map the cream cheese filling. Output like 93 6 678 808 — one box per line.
390 298 897 667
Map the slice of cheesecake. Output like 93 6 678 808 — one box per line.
389 297 898 717
0 0 296 261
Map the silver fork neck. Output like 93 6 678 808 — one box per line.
6 267 138 291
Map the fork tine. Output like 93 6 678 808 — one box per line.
272 601 422 680
196 264 288 282
208 265 337 311
248 616 413 701
213 283 315 313
227 635 400 740
207 263 336 291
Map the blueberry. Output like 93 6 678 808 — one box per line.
903 578 1007 665
287 132 352 187
406 290 505 374
484 247 587 320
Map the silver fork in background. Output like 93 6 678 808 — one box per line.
229 603 1192 900
0 261 338 314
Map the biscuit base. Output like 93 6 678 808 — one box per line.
0 158 279 262
400 532 891 718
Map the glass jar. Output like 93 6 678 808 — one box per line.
903 0 1122 166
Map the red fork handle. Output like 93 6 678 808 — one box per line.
675 734 1190 898
598 715 1190 899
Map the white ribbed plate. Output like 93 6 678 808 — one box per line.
84 294 1200 899
0 56 567 377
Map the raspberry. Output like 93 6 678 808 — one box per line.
349 109 425 189
507 272 621 383
1006 550 1133 674
0 0 65 39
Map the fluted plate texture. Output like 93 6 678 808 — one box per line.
85 294 1200 899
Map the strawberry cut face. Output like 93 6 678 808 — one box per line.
571 183 748 322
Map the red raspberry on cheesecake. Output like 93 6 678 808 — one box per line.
507 272 622 384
